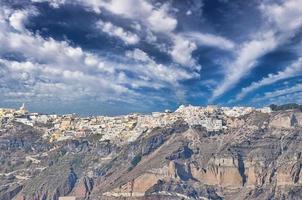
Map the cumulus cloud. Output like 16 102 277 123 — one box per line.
170 35 198 68
125 48 199 86
0 6 198 107
9 9 31 31
10 0 301 109
95 0 200 68
32 0 178 33
90 0 192 67
126 48 199 102
260 0 302 33
87 0 177 33
97 20 140 45
125 48 151 62
30 0 201 68
146 4 177 33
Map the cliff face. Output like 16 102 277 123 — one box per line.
1 109 302 200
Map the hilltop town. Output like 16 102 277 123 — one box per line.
0 104 272 144
2 104 302 200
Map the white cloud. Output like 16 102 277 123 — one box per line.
85 0 152 16
211 31 278 100
252 83 302 104
170 35 198 68
125 48 151 62
97 20 140 45
101 0 197 68
0 57 131 101
260 0 302 32
89 0 193 67
235 57 302 101
33 0 178 33
186 10 192 16
0 7 198 106
97 0 199 68
31 0 66 8
9 10 30 31
125 48 199 86
264 83 302 99
146 5 177 33
211 0 302 100
30 0 198 68
87 0 177 33
125 48 199 103
184 32 235 50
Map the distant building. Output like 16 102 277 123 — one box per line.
257 107 272 113
222 106 253 117
15 117 33 126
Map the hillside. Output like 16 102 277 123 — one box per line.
1 105 302 200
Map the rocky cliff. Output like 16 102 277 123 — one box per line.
1 109 302 200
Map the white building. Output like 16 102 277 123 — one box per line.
15 117 33 126
222 107 254 117
257 107 272 113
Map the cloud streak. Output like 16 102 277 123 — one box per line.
183 32 235 50
252 83 302 104
235 57 302 101
211 0 302 100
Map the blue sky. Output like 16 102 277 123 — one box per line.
0 0 301 115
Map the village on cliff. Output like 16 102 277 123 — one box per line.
0 104 272 143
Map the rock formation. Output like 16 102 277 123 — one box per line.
1 107 302 199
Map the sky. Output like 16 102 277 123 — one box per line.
0 0 301 116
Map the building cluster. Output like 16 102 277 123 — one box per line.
221 106 254 117
0 104 272 143
175 105 225 131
